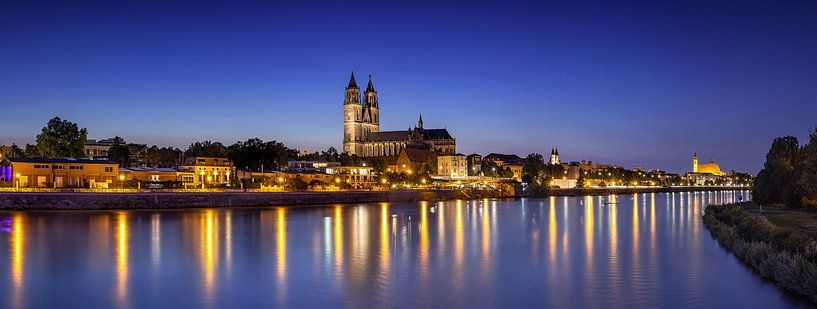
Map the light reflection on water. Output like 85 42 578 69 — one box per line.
0 190 811 308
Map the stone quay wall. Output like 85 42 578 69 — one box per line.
549 186 747 197
0 187 745 210
0 190 492 210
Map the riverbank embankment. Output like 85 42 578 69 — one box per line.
703 202 817 302
548 186 744 196
0 186 746 210
0 190 485 210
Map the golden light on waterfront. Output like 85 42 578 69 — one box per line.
334 206 343 271
548 196 557 262
276 208 288 291
633 193 640 256
454 199 465 293
379 203 390 278
650 193 656 238
584 196 594 260
420 201 430 281
151 214 161 267
610 195 618 258
11 213 25 309
201 210 218 302
116 212 129 305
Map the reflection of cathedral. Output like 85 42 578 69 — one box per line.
342 72 456 157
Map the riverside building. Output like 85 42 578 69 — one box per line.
1 157 118 188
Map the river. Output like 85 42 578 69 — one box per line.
0 190 810 308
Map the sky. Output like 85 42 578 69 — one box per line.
2 0 816 174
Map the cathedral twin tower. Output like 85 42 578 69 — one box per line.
342 72 380 155
342 72 457 157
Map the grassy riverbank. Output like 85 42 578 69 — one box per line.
703 202 817 302
742 203 817 240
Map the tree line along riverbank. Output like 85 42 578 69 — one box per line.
703 202 817 302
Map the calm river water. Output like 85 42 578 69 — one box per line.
0 190 811 308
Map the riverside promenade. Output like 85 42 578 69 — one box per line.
0 186 745 210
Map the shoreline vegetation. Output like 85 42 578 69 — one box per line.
703 202 817 302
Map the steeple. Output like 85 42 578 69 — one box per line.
366 75 375 92
418 113 424 129
693 152 699 173
363 74 378 109
344 71 360 105
348 71 358 89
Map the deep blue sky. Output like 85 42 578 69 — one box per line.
2 0 816 173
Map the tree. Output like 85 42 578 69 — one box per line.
8 144 24 158
420 153 438 176
481 161 501 177
23 144 38 157
35 117 88 158
792 126 817 208
753 136 799 205
576 171 586 188
291 176 308 191
370 158 388 174
185 141 229 158
144 146 182 167
107 136 131 167
227 138 299 171
522 153 546 184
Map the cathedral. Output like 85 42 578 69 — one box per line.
342 72 456 157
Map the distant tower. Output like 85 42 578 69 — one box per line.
418 113 424 129
549 148 560 165
343 72 363 155
693 152 699 173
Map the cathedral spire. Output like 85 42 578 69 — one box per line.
348 71 358 89
366 75 375 92
418 113 424 129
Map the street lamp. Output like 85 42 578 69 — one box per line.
226 171 231 187
119 174 125 192
15 173 20 191
200 170 206 190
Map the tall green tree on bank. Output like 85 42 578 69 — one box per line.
7 144 24 158
753 136 799 205
185 141 229 158
107 137 131 167
35 117 88 158
522 153 547 184
792 128 817 208
227 138 298 171
144 146 182 167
